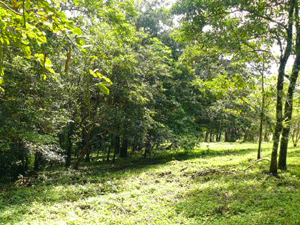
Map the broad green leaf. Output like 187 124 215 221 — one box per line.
23 45 31 58
41 74 47 81
73 27 82 35
89 69 103 78
45 58 52 67
96 83 110 95
34 53 44 62
46 67 56 74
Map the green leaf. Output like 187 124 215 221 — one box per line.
73 27 82 35
46 67 56 74
89 69 103 78
34 53 44 62
23 45 31 58
41 74 47 81
96 83 110 95
25 0 31 10
45 58 52 67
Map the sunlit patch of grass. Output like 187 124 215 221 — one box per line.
0 142 299 224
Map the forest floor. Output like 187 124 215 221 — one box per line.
1 142 300 224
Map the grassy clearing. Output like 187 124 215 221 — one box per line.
1 142 300 225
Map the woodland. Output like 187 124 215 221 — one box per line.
1 0 300 224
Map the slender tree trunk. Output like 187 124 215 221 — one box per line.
96 139 102 158
73 130 91 169
205 131 209 142
107 137 114 162
209 132 214 142
65 122 74 168
144 137 151 158
85 147 90 162
270 0 295 175
34 152 43 171
65 135 72 168
132 140 137 153
120 137 128 158
114 135 120 155
113 139 117 163
279 4 300 170
258 53 265 159
106 145 111 162
216 124 222 142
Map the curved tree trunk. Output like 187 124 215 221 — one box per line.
270 0 295 175
279 3 300 170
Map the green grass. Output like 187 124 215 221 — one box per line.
1 142 300 224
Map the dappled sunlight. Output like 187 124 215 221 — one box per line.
1 143 299 224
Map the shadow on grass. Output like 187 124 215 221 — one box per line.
286 149 300 158
0 144 267 223
174 167 300 224
91 147 258 172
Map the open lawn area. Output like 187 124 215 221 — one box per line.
1 142 300 225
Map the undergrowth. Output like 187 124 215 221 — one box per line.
1 142 300 225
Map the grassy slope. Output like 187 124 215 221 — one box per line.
1 142 300 225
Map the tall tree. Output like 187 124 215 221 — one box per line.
278 0 300 170
270 0 295 175
173 0 298 175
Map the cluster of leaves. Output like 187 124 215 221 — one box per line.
0 0 209 181
0 0 280 181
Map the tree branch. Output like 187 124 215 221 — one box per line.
0 0 23 16
244 158 270 171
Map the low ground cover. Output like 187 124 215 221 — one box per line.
1 142 300 224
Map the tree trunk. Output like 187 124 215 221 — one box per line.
209 132 214 142
279 5 300 170
270 0 295 175
114 135 120 155
107 137 113 162
258 53 265 160
73 130 91 170
34 152 43 171
216 124 222 142
85 147 90 162
205 131 209 142
144 137 151 158
66 122 74 168
225 131 230 142
120 137 128 158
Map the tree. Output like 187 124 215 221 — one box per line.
290 108 300 147
173 0 299 175
278 0 300 170
0 0 82 178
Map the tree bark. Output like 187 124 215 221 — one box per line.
120 137 128 158
65 122 74 168
73 129 91 170
258 53 265 159
270 0 295 175
279 2 300 170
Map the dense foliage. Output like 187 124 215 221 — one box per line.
0 0 299 182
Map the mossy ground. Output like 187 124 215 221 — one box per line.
1 142 300 224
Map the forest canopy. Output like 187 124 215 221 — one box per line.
0 0 299 182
